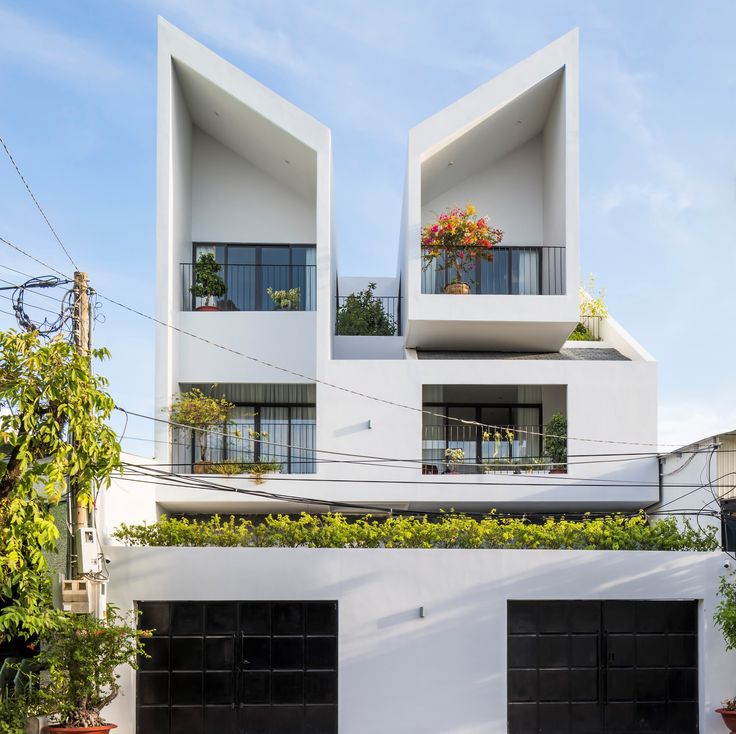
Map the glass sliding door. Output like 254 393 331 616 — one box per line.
226 246 256 311
260 247 290 310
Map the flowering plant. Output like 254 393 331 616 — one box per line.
267 287 301 310
421 203 503 286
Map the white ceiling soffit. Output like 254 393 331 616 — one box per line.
174 60 317 202
421 70 563 204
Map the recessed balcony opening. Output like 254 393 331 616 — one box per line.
182 243 316 312
419 70 566 297
421 384 566 475
172 383 316 475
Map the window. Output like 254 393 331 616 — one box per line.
187 244 316 311
422 403 542 474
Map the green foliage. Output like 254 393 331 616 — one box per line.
0 688 32 734
207 461 282 483
190 253 227 306
113 512 718 552
714 574 736 651
266 287 301 310
36 607 151 727
544 412 568 467
568 323 597 341
580 274 608 319
336 283 397 336
169 388 233 464
0 330 121 640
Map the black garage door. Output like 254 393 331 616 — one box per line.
136 601 338 734
507 600 698 734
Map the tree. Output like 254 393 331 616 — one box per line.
0 330 121 639
169 388 233 464
190 252 227 307
335 283 397 336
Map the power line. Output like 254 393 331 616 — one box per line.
117 460 725 522
0 232 714 452
116 405 727 482
0 235 70 279
0 135 79 270
115 405 668 482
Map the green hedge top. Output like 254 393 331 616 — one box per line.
113 512 718 552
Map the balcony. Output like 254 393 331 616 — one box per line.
171 385 317 475
406 243 577 351
422 423 546 475
335 295 402 336
421 385 566 475
181 262 316 311
421 245 565 296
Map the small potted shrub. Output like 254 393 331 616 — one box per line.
169 388 233 472
444 447 464 474
190 252 227 311
544 413 567 474
714 575 736 730
421 203 503 294
39 608 150 733
266 287 301 311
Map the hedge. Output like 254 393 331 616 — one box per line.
113 512 718 552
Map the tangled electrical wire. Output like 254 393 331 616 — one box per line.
12 275 73 336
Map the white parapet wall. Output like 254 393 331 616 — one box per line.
104 547 732 734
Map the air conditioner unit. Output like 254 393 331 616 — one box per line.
61 579 93 614
75 527 102 576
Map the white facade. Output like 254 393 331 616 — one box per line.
95 20 733 734
103 547 732 734
137 20 661 522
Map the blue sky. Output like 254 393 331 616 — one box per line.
0 1 734 451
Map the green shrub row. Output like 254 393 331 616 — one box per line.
113 512 718 551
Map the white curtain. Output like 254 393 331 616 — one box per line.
515 251 539 295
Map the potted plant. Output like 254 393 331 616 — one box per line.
544 413 567 474
421 203 503 294
335 282 397 336
190 252 227 311
444 447 464 474
38 608 150 733
714 575 736 730
266 287 301 311
169 388 233 473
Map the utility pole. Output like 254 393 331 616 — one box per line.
71 272 90 537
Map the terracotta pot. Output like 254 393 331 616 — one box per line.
45 725 117 734
444 282 470 295
717 709 736 732
195 304 220 312
192 461 213 474
549 466 567 474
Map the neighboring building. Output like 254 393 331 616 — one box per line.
656 431 736 541
100 20 732 734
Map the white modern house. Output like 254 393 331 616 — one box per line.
99 20 735 734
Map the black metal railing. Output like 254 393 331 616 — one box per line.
421 423 551 474
421 245 566 295
334 295 402 336
171 423 316 475
181 263 316 311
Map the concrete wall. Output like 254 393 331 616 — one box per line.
103 546 733 734
421 135 544 246
542 78 565 247
191 128 316 245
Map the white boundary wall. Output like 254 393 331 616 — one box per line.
104 547 733 734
